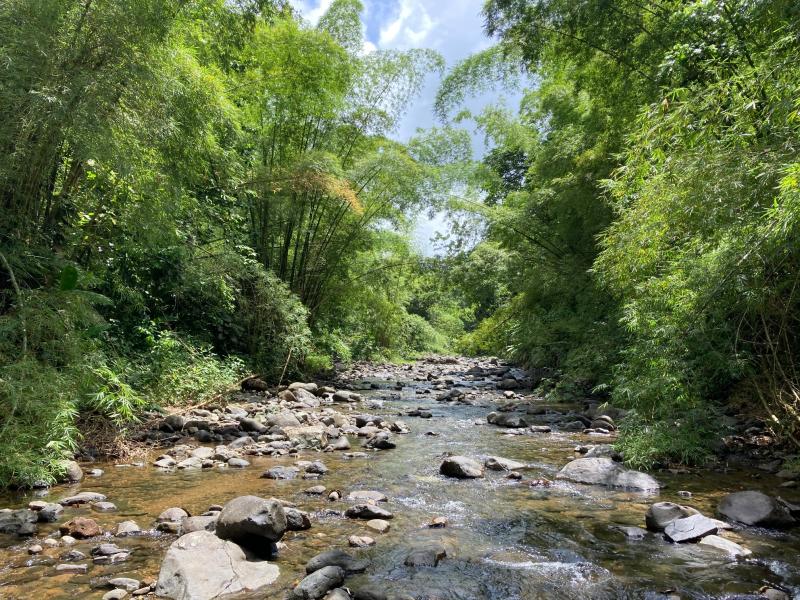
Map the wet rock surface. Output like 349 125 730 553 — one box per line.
0 356 799 599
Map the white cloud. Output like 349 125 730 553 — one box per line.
361 40 378 55
289 0 333 26
378 0 436 48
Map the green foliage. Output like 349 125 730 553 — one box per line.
440 0 800 463
615 410 721 470
0 0 456 487
132 331 247 408
0 358 80 487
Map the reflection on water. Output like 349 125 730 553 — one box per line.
1 373 799 599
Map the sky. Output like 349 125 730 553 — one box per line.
289 0 514 254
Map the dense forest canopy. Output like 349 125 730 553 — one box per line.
1 0 799 486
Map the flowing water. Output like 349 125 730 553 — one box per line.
1 362 800 599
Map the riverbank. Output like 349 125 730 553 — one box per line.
1 356 799 599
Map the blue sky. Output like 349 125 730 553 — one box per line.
289 0 514 253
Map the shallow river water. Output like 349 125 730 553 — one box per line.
1 363 799 599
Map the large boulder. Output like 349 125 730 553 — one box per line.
645 502 698 531
440 456 484 479
556 458 660 491
0 509 37 536
717 491 796 528
215 496 287 553
155 530 279 600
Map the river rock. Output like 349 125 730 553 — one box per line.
60 517 101 538
345 504 393 520
717 491 796 528
333 391 358 403
61 460 84 483
485 456 525 471
215 495 287 551
365 519 390 533
584 444 622 461
292 388 320 407
108 577 141 592
155 530 280 600
698 534 751 557
440 456 484 478
37 503 64 523
59 491 107 506
289 382 319 393
347 491 387 503
529 425 552 433
645 502 697 531
176 457 205 469
0 509 37 536
664 514 720 542
158 507 189 523
284 425 328 449
102 590 128 600
56 563 88 574
261 466 299 480
363 431 396 450
266 410 302 428
305 549 369 574
486 412 527 428
289 565 345 600
328 437 351 451
92 542 129 556
348 535 375 547
285 507 312 530
556 458 660 491
404 543 447 567
305 460 328 474
497 378 520 390
181 515 217 534
227 457 250 468
115 521 141 536
92 501 117 512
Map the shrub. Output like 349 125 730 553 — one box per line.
615 409 721 470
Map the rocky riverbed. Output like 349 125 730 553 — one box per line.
1 356 799 599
